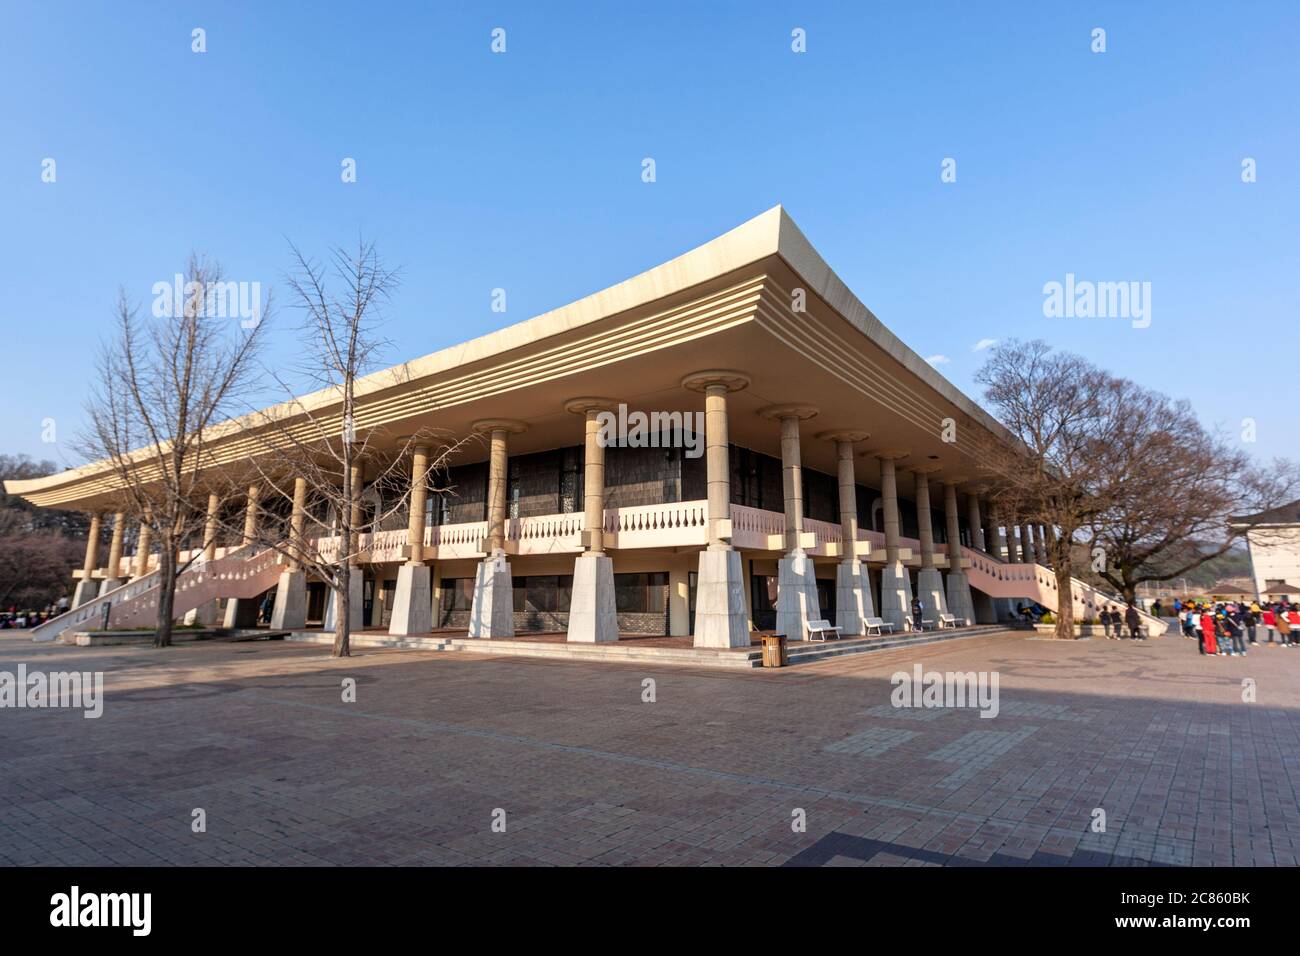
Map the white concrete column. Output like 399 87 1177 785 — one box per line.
390 446 432 636
761 404 821 641
201 491 220 555
99 511 127 595
1021 521 1037 564
912 469 948 621
989 504 1007 561
72 512 102 607
943 481 975 625
1035 524 1048 567
682 370 750 648
668 560 691 637
1004 509 1021 563
242 483 261 546
821 430 873 636
272 477 310 631
406 445 430 565
467 419 527 638
967 491 986 552
565 399 618 643
877 453 914 631
132 517 153 578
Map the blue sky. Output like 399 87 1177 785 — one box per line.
2 1 1297 466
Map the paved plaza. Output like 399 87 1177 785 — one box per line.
1 630 1297 867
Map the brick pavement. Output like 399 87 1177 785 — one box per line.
0 629 1296 866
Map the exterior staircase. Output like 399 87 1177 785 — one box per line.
29 545 285 643
960 547 1168 636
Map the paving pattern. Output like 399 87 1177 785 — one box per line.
0 629 1296 866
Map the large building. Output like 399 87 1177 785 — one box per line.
1233 500 1300 602
9 207 1146 648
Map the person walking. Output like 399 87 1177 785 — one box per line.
1243 603 1259 646
1100 606 1113 639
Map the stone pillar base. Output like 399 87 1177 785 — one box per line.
916 566 949 621
468 553 514 638
98 577 125 597
879 561 913 632
944 571 975 627
389 564 432 636
776 551 821 641
693 548 749 648
567 553 618 643
271 570 308 630
184 598 220 627
835 559 874 637
323 573 365 633
72 579 99 609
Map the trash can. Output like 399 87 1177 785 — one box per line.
761 633 787 668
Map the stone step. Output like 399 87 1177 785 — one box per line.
283 631 764 667
781 626 1015 665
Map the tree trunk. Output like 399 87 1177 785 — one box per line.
333 560 351 658
1053 561 1075 640
154 538 175 648
1050 531 1076 640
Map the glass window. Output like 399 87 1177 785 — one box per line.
614 572 668 613
441 578 475 611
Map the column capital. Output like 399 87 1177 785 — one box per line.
871 448 911 461
681 369 750 393
816 429 871 444
392 428 453 447
471 418 528 436
757 403 819 422
909 464 943 476
563 396 618 415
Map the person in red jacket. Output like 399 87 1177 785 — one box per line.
1262 606 1278 645
1200 610 1219 656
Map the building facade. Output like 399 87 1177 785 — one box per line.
12 207 1136 646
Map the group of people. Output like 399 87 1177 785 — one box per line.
1099 604 1145 640
0 604 62 629
1171 598 1299 657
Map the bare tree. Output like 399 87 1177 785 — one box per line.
79 255 267 647
1086 387 1300 604
973 340 1129 639
223 239 468 657
0 510 83 609
0 455 90 608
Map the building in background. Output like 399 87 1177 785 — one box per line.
1233 500 1300 602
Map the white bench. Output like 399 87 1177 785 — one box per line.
864 616 895 636
938 613 961 629
905 616 934 632
806 619 842 642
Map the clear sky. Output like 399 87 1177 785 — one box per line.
2 1 1297 467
